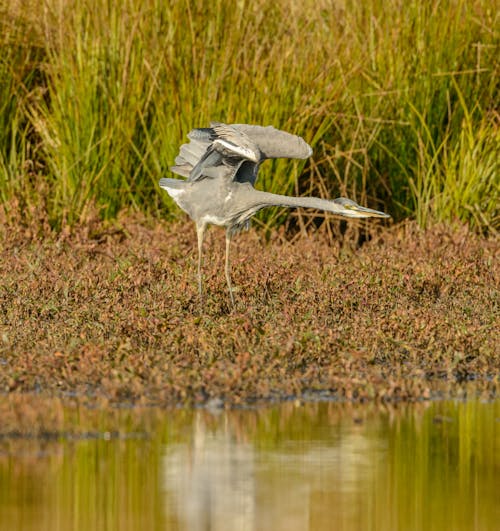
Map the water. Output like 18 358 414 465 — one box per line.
0 400 498 531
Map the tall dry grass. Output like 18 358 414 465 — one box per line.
0 0 498 231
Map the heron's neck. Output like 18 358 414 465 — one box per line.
249 190 346 215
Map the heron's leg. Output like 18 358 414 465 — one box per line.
196 222 206 300
225 229 235 306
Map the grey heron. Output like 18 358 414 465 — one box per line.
160 122 389 305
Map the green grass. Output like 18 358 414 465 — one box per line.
0 0 498 231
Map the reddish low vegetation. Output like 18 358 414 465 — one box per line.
0 214 498 410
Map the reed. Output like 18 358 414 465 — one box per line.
0 0 497 231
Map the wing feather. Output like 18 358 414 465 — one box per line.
231 124 312 160
170 165 191 178
209 122 260 162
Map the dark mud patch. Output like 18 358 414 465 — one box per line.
0 216 498 413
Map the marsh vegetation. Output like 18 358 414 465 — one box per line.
0 0 498 232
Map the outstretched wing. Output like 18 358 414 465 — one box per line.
231 124 312 160
170 122 312 184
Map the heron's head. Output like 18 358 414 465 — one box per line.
333 198 390 219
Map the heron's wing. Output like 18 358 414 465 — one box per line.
231 124 312 160
170 130 212 178
171 123 261 183
170 123 312 183
188 123 263 182
209 122 260 163
208 123 313 161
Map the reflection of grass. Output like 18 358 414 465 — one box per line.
0 400 498 531
0 0 498 231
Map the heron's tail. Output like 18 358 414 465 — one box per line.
159 178 186 190
159 178 189 203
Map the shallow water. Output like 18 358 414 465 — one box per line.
0 400 498 531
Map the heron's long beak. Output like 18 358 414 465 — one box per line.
354 205 390 218
342 203 391 219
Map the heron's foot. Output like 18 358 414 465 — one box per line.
228 286 242 307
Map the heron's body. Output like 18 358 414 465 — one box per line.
160 122 390 304
160 178 257 229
